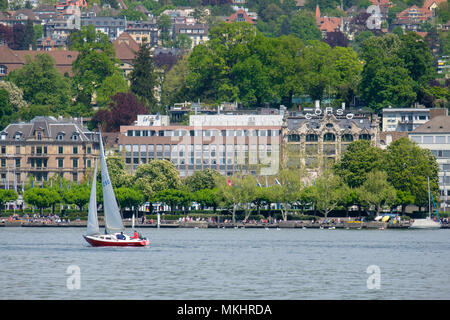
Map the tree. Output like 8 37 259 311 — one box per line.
95 73 129 107
71 25 121 106
130 42 159 108
22 19 35 50
384 137 439 214
23 188 61 215
0 189 18 214
290 10 322 40
270 169 304 221
7 53 72 111
115 187 145 216
157 14 172 46
313 169 345 218
63 183 90 211
334 140 384 188
133 160 182 197
92 92 149 132
153 189 192 214
184 168 222 192
193 188 220 212
161 53 191 107
358 170 396 215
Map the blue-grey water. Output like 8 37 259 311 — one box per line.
0 227 449 300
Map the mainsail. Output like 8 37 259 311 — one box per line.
86 161 100 236
99 131 125 234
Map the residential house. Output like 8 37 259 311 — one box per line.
125 20 159 46
80 16 126 41
113 32 140 78
0 44 78 78
315 5 342 37
173 23 209 48
226 8 256 24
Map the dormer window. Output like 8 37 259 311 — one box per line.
71 132 79 141
37 132 42 140
56 132 65 141
14 132 22 141
0 132 6 140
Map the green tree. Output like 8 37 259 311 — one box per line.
95 73 129 107
63 183 90 212
71 25 121 106
130 42 158 108
384 137 440 213
23 188 61 215
357 170 397 215
154 189 192 214
270 168 304 221
334 140 384 188
133 160 182 197
157 14 172 46
0 189 18 214
184 168 222 192
7 53 72 111
313 169 345 218
115 186 145 216
289 11 322 41
193 188 219 212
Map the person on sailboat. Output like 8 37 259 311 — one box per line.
117 232 126 240
131 230 139 239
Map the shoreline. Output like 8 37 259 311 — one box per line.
2 220 449 229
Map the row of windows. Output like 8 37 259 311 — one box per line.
287 133 371 142
0 146 91 155
126 129 281 137
431 150 450 158
410 135 450 144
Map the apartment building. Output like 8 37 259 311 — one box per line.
0 116 98 188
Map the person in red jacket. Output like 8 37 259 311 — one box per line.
131 230 139 239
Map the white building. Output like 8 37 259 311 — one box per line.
382 107 431 132
409 111 450 210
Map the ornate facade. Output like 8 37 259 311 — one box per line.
282 105 380 180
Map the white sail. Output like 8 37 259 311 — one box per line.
86 161 100 236
99 131 125 234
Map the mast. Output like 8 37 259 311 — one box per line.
428 176 431 219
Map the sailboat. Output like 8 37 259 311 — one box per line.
83 131 150 247
410 177 441 230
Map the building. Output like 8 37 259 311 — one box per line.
226 9 256 24
80 16 126 41
408 110 450 209
113 32 140 78
382 107 447 132
315 5 342 36
283 101 379 179
125 20 159 46
0 45 78 78
0 116 99 189
117 114 283 178
173 23 209 48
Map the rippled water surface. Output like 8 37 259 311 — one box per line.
1 227 449 300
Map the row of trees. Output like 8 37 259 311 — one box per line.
2 137 439 221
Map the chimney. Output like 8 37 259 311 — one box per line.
315 100 320 109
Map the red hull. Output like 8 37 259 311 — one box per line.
83 235 150 247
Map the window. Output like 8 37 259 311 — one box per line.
288 134 300 142
436 136 446 144
306 134 318 142
73 146 78 154
58 159 63 168
423 136 433 144
0 65 7 75
37 132 42 140
57 133 64 141
58 146 64 154
323 133 336 142
359 134 371 141
342 134 353 142
73 158 78 168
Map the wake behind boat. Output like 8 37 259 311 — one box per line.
83 130 149 247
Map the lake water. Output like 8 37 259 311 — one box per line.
0 227 449 300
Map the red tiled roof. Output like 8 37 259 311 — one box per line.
226 9 256 24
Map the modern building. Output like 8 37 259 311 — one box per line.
0 116 99 189
80 16 126 40
382 107 447 132
283 101 379 179
118 114 283 178
409 110 450 210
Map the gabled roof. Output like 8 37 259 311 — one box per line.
113 32 139 62
226 9 256 24
412 116 450 133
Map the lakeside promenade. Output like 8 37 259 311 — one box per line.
2 219 449 229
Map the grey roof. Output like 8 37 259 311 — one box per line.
286 114 373 131
411 116 450 134
1 116 97 142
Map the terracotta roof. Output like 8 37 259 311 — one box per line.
412 115 450 133
226 9 256 24
0 45 78 76
113 32 139 62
